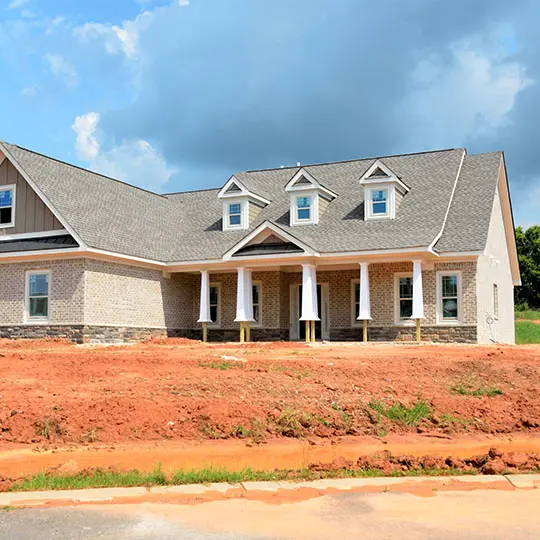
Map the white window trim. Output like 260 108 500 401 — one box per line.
252 280 262 327
394 272 415 326
25 269 51 324
208 282 222 328
436 270 463 325
365 185 395 221
350 278 362 327
290 191 318 226
0 184 16 229
222 199 248 231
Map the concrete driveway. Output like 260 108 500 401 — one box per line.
1 488 540 539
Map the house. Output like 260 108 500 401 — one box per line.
0 142 520 344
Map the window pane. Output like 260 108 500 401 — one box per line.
400 299 413 319
399 277 413 299
252 285 259 305
253 305 260 323
229 214 241 226
0 189 13 208
442 275 457 297
372 201 387 215
442 298 458 319
355 283 360 304
297 208 311 220
0 207 12 224
209 286 218 305
30 297 48 318
297 196 311 209
229 203 241 215
372 190 387 202
210 306 218 324
29 274 49 296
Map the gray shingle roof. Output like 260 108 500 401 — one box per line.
434 152 502 253
0 142 503 262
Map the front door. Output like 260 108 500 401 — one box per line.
290 283 329 340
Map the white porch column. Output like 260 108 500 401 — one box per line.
197 270 211 342
357 262 372 320
235 267 254 342
299 264 320 321
411 260 425 319
234 267 254 322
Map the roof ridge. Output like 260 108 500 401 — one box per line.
2 142 167 199
164 187 220 196
240 148 463 174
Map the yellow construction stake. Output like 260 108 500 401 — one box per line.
202 322 208 343
311 320 316 342
416 319 421 343
240 321 245 343
305 320 310 343
363 319 368 342
246 321 251 343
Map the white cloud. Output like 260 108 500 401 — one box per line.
8 0 31 8
178 0 190 6
73 12 153 59
403 45 533 148
44 53 79 87
22 85 38 96
72 112 174 190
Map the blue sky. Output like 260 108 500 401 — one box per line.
0 0 538 227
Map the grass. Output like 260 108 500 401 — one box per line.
199 360 242 370
451 385 504 397
368 400 431 426
515 309 540 321
515 321 540 344
9 465 479 493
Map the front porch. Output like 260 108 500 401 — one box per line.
175 260 477 343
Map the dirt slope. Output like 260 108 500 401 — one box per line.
0 339 539 448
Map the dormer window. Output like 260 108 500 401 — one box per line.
360 160 409 221
296 196 312 222
285 168 337 227
371 188 389 217
218 176 271 231
228 203 243 227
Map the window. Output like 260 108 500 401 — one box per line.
228 203 242 227
351 279 361 326
296 196 312 222
371 188 388 216
0 185 15 228
252 282 262 325
436 271 462 324
397 275 413 321
493 283 499 318
26 271 50 321
209 284 221 325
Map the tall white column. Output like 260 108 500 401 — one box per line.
357 262 372 320
299 264 320 321
411 260 425 319
197 270 211 323
235 267 254 322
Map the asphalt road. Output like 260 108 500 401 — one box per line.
1 489 540 539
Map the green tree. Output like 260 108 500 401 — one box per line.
515 225 540 309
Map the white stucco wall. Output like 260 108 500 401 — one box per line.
476 187 515 344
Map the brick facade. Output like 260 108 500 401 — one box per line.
0 257 478 343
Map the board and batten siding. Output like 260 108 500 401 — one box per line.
0 157 63 236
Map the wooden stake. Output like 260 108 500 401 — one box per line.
246 321 251 343
240 321 245 343
363 319 368 342
305 320 310 343
311 320 316 342
416 318 421 343
202 322 208 343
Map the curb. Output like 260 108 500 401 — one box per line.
1 475 539 508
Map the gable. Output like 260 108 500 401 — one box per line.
368 167 389 178
225 182 242 194
0 157 64 237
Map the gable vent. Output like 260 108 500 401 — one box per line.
225 183 242 193
368 167 389 178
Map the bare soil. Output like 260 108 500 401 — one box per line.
0 339 539 450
